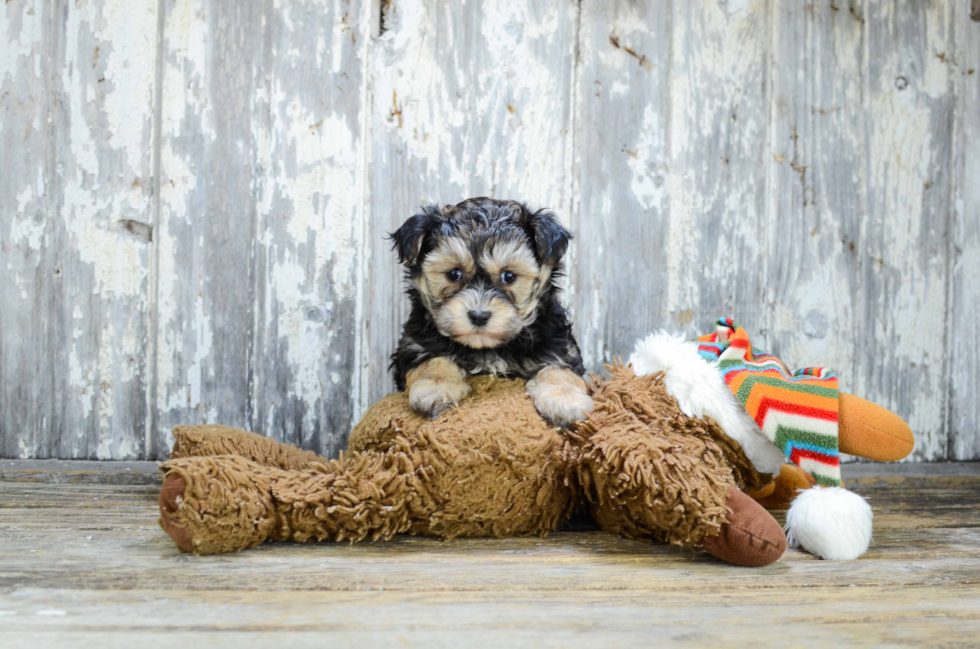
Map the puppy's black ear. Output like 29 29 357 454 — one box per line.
389 205 443 266
523 208 571 265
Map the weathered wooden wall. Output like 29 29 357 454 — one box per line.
2 0 977 462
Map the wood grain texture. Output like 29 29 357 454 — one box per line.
857 0 956 461
662 0 772 342
0 467 978 647
153 0 367 458
153 0 260 454
248 0 367 459
948 4 980 460
572 1 771 368
571 0 671 366
1 0 156 460
767 0 971 462
2 0 977 460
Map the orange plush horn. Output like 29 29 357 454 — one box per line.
837 393 915 462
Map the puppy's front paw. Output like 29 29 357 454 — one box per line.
526 367 593 428
534 389 594 428
409 379 472 418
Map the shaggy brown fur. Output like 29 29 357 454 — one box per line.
161 377 577 553
575 364 768 546
159 368 774 556
171 424 323 470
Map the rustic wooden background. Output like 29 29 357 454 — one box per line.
2 0 977 462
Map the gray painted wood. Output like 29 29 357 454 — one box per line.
1 0 156 459
949 3 980 461
767 0 866 413
247 0 367 460
856 0 956 461
153 0 265 456
661 1 772 342
767 0 963 462
571 0 672 367
153 0 366 459
573 0 771 368
1 0 978 461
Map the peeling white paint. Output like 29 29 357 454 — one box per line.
0 1 42 83
3 0 977 461
99 0 158 174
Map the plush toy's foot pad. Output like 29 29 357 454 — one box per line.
838 393 914 462
159 474 193 552
700 487 786 567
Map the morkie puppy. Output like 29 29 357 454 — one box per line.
389 197 592 427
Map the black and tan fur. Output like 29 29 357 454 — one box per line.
389 198 591 426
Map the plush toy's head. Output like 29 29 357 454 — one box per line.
389 197 571 350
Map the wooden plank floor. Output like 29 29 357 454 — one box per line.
1 461 978 648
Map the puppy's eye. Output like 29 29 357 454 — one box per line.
500 271 517 285
446 269 463 282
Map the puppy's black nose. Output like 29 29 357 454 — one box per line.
467 310 491 327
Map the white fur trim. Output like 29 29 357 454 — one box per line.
628 331 786 475
784 487 873 560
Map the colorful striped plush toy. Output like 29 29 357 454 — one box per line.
629 318 915 560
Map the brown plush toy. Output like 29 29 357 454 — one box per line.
159 317 915 565
159 366 788 566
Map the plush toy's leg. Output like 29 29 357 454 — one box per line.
159 441 441 554
838 393 914 462
578 419 786 567
699 488 787 567
170 424 326 470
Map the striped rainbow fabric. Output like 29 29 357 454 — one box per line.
696 318 841 487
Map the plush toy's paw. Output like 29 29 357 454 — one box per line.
409 379 472 417
699 487 786 567
526 367 593 428
158 456 281 554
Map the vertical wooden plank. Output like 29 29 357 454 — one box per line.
153 0 261 456
858 0 955 461
250 0 368 458
948 5 980 460
154 0 367 458
662 0 772 344
1 0 156 459
1 0 48 459
766 1 866 415
573 0 771 370
571 0 671 368
362 0 578 407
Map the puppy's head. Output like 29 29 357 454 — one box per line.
391 197 571 349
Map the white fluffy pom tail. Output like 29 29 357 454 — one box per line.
784 487 873 560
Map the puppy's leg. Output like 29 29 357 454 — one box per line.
406 357 472 417
526 367 593 428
